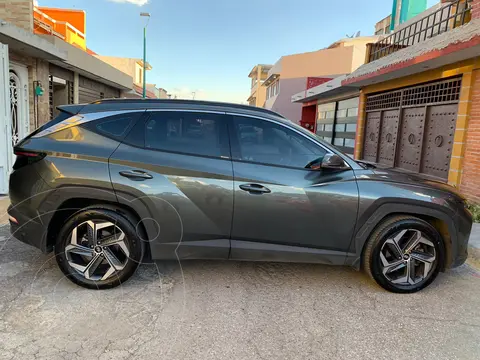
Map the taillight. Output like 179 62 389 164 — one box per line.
13 149 46 170
14 151 41 157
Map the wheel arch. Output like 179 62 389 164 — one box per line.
44 196 151 260
347 203 456 271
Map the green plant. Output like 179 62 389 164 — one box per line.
467 202 480 223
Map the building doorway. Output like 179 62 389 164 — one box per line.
0 48 30 194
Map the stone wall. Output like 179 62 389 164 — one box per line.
0 0 33 31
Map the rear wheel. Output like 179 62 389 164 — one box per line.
55 208 144 289
363 216 444 293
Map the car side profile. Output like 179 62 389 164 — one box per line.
8 99 473 293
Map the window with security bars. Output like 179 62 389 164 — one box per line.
366 77 462 112
402 78 461 106
49 75 54 120
67 81 74 104
366 90 401 111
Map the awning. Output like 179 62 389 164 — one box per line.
292 75 359 103
0 20 66 60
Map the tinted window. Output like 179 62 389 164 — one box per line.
86 113 143 140
96 116 133 137
232 116 326 168
145 112 227 157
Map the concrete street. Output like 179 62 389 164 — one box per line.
1 222 480 360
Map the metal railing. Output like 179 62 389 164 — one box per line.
368 0 472 63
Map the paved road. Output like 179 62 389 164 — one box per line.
1 224 480 360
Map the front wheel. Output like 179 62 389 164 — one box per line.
363 216 444 293
55 208 144 289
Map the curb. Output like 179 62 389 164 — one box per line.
467 246 480 271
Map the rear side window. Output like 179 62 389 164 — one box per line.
144 111 229 158
87 112 144 140
96 116 133 137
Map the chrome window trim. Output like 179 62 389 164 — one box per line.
146 109 226 115
225 112 334 155
33 110 144 138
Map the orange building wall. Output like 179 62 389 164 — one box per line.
38 7 86 34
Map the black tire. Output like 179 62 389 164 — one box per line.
363 215 444 293
55 207 144 289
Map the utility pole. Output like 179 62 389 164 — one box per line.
140 12 151 99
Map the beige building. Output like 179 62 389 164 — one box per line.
247 64 272 107
375 15 392 35
146 84 169 99
94 56 155 98
262 36 379 123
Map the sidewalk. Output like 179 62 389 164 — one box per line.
0 195 9 225
467 223 480 269
470 223 480 249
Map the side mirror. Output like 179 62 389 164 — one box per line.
321 154 349 170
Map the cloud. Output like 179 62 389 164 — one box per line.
107 0 149 6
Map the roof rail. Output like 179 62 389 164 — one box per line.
87 98 285 118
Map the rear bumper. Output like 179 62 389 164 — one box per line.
8 204 50 253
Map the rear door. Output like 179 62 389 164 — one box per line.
109 110 234 260
228 115 359 264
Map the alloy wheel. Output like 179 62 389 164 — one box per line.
65 220 130 281
379 229 436 286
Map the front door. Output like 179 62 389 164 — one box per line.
378 109 399 167
0 60 30 194
109 110 234 260
228 115 359 264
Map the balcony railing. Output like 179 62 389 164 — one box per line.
33 7 87 50
368 0 472 63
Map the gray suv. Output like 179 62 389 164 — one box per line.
8 99 473 292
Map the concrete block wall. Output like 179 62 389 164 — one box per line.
0 0 33 31
35 59 50 126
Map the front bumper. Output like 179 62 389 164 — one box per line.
8 204 50 253
449 205 473 268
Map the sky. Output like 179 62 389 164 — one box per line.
38 0 439 103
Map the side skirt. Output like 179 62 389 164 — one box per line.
230 240 353 266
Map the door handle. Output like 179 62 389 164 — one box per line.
239 183 271 194
119 170 153 180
